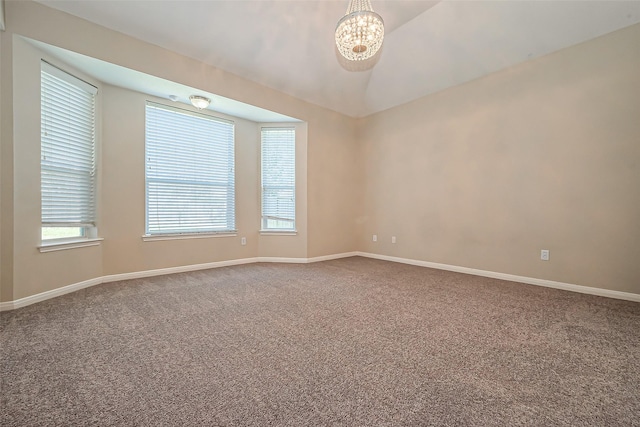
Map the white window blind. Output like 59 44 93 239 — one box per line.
261 127 295 231
145 102 235 235
41 61 97 228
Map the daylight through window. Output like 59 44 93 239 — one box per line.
41 61 97 241
145 102 236 235
261 127 296 231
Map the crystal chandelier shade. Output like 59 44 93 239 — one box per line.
335 0 384 62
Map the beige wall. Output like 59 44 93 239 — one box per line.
101 85 269 275
307 113 361 258
0 29 11 302
1 0 638 302
358 23 640 294
0 0 359 301
11 36 103 300
102 88 312 272
9 36 312 294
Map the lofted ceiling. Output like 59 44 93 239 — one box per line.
35 0 640 118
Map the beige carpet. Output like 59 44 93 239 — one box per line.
1 257 639 426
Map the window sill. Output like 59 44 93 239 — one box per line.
259 230 297 236
142 232 238 242
39 238 104 253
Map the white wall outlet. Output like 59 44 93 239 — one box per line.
392 236 396 244
241 237 247 246
541 249 549 261
372 234 377 242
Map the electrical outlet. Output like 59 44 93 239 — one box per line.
372 234 377 242
241 237 247 246
392 236 396 244
541 249 549 261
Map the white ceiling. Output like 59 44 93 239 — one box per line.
36 0 640 118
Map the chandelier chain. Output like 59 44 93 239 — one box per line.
346 0 375 15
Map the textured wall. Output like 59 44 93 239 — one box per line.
0 30 11 302
1 1 359 301
358 23 640 294
2 1 638 302
101 85 267 275
10 36 104 300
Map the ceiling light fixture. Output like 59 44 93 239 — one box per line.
189 95 211 109
335 0 384 62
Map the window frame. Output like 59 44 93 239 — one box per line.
261 126 296 233
144 101 236 238
40 60 98 245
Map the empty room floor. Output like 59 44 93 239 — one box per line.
1 257 639 426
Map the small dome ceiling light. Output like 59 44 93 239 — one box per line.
189 95 211 109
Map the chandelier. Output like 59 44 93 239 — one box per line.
335 0 384 62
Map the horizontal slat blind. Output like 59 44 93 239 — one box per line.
261 128 295 230
41 62 96 227
145 102 235 234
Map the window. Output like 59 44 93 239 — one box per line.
261 127 295 231
41 61 97 241
145 102 235 235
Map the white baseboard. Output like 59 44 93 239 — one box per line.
355 252 640 303
2 251 637 311
306 252 360 263
255 252 358 264
256 257 308 264
102 258 260 284
0 277 104 311
0 252 360 311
